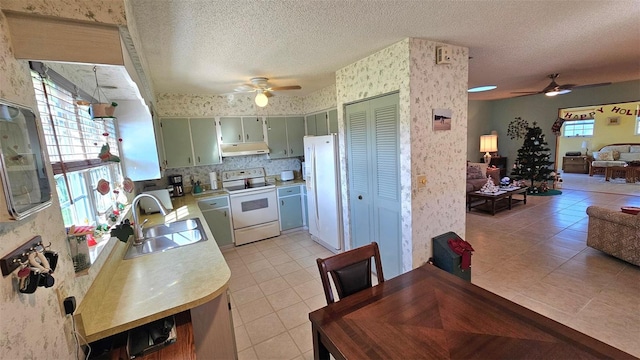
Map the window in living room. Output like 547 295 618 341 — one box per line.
563 120 594 137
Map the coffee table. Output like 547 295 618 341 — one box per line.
605 166 639 183
467 187 527 215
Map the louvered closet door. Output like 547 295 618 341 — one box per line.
346 101 373 251
370 93 401 278
346 92 401 278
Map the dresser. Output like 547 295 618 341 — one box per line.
563 156 590 174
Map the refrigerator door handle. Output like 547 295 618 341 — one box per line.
313 145 321 228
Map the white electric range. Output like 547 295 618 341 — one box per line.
222 168 280 245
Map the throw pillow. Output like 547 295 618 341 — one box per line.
612 150 621 160
630 145 640 153
598 151 614 161
467 166 484 180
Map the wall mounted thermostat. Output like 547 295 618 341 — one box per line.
436 46 452 65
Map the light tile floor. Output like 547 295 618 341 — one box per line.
224 174 639 359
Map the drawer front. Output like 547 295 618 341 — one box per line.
197 196 229 210
278 186 301 197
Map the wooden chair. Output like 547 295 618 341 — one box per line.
316 242 384 304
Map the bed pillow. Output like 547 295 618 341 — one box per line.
598 151 614 161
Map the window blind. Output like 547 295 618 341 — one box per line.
31 69 119 173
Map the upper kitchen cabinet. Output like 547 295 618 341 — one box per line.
267 116 305 159
306 110 336 136
219 117 265 143
190 118 220 166
328 109 338 134
117 100 162 181
161 117 221 169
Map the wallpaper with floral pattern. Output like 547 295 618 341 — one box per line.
336 38 468 271
0 2 126 358
303 84 337 114
156 93 304 117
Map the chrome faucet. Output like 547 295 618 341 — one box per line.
131 193 170 245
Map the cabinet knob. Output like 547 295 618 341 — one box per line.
290 148 293 155
246 134 249 140
223 211 227 217
281 200 284 206
238 134 241 141
284 149 287 155
198 156 201 163
188 157 191 163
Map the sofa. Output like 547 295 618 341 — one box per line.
586 206 640 266
589 143 640 176
466 162 500 192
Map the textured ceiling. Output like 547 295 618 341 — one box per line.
120 1 640 101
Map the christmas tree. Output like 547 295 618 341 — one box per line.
510 121 554 192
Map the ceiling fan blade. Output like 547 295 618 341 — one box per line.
269 85 302 91
572 82 612 90
511 91 542 94
264 91 274 98
234 84 256 92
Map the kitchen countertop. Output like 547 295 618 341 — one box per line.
75 194 231 343
273 178 306 187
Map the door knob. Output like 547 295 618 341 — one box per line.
358 195 363 200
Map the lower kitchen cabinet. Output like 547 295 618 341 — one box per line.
302 185 308 226
277 186 303 231
197 196 234 247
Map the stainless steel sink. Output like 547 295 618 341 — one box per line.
124 218 208 259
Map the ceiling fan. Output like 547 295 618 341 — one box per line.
512 73 611 97
231 77 302 107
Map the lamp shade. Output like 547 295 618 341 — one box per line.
255 92 268 107
581 141 588 149
480 135 498 153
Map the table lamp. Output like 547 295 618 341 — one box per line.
480 135 498 164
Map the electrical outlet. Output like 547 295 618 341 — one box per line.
56 280 69 316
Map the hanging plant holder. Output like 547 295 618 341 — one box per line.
89 66 118 120
89 102 118 119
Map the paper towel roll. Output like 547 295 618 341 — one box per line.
209 172 218 190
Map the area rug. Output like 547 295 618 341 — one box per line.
529 189 562 196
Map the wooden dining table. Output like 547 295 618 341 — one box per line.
309 264 634 360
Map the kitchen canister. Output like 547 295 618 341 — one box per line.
209 172 218 190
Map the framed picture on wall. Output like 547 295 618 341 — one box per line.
607 116 620 125
433 108 452 131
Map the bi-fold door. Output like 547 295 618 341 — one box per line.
346 92 402 278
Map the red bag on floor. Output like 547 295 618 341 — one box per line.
447 239 474 270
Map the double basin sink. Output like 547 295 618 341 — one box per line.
124 218 208 259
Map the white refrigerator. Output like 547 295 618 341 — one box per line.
304 135 342 251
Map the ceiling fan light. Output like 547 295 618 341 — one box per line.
545 90 560 97
557 89 572 95
255 92 268 107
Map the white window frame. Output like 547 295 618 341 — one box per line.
563 120 594 137
31 67 124 227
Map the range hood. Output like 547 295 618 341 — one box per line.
220 142 270 157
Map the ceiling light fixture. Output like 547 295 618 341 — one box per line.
545 89 571 97
468 85 497 93
255 92 268 107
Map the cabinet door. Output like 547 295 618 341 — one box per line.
267 117 288 159
328 109 338 134
306 114 317 136
302 186 308 227
190 118 220 165
220 117 243 143
315 112 328 136
279 195 303 231
287 116 305 157
201 207 234 247
242 117 264 142
161 118 193 168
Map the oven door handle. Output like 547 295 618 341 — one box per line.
229 188 275 197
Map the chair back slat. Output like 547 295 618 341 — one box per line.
316 242 384 304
